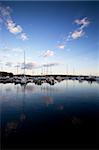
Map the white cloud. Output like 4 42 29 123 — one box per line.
14 64 20 68
42 50 54 57
58 44 65 49
5 62 13 67
12 47 23 52
24 62 60 69
6 19 22 34
0 3 28 41
60 17 90 43
0 54 10 61
42 62 60 67
74 17 90 29
71 29 85 39
0 5 11 17
1 46 24 53
21 61 38 70
18 33 28 41
1 47 10 52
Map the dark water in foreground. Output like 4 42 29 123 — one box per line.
0 80 99 149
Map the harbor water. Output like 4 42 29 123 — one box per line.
1 80 99 149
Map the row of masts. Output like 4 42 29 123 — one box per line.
0 63 85 76
15 64 71 76
14 49 73 76
0 50 94 76
11 50 71 76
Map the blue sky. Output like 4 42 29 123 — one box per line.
0 1 99 75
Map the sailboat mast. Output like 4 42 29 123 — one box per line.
66 64 68 76
17 64 18 75
24 50 25 76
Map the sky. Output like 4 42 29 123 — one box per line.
0 1 99 75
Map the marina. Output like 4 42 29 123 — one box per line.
0 1 99 149
0 74 99 85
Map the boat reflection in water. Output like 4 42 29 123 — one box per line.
1 80 99 149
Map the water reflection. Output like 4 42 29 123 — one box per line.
5 113 26 137
20 114 26 122
57 105 64 110
42 96 54 107
71 116 81 126
5 121 18 136
1 80 99 148
21 85 27 123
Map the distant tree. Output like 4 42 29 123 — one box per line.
0 71 13 77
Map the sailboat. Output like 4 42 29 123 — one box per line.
20 50 28 85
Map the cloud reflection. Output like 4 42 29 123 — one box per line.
42 96 54 107
20 113 26 122
71 116 81 126
5 113 26 136
57 105 64 111
5 121 18 135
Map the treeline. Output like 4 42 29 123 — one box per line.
0 71 13 77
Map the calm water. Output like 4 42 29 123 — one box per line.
1 80 99 149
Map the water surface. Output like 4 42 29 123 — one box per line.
1 80 99 149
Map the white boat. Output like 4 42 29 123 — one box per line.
72 77 76 80
46 76 57 85
56 76 63 82
21 76 27 85
14 79 20 84
27 78 33 83
77 76 84 81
